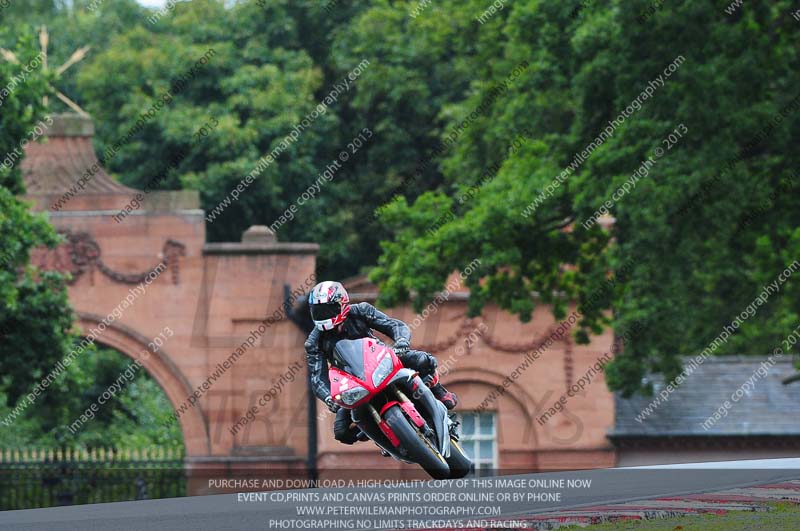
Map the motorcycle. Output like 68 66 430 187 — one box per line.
329 338 473 479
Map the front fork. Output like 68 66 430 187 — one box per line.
367 385 430 443
393 386 435 438
365 385 434 450
392 380 450 456
358 379 450 458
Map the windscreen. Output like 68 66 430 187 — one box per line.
332 339 366 381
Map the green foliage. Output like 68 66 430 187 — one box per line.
0 0 148 120
75 0 345 264
0 32 75 408
5 0 800 398
370 0 800 395
0 30 177 448
0 345 183 448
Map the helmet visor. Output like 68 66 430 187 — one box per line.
310 302 341 321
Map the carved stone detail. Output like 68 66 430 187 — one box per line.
564 334 574 391
33 230 185 286
415 315 570 356
479 323 568 354
416 318 477 353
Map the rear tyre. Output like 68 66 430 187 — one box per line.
383 405 450 480
446 438 474 478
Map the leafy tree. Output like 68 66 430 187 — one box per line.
0 32 75 409
267 0 499 274
8 0 800 398
371 0 800 396
73 0 482 277
0 0 147 116
0 30 179 449
0 345 183 448
76 0 341 259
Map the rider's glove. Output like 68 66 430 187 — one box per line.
416 353 438 378
424 353 438 372
324 396 340 413
393 338 410 355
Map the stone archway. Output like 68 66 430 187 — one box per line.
446 367 542 448
76 313 210 455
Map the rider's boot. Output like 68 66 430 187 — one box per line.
424 372 458 410
432 383 458 410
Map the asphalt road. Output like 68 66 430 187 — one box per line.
2 458 800 531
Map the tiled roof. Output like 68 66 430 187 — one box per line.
613 356 800 437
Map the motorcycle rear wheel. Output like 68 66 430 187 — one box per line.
383 405 450 480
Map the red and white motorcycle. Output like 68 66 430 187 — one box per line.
329 338 473 479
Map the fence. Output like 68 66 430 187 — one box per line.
0 447 186 510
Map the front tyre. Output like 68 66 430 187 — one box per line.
383 405 450 480
446 438 474 478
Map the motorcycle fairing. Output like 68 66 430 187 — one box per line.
331 338 368 381
329 338 403 408
328 339 452 463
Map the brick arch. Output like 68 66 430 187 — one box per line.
444 367 541 448
76 312 210 455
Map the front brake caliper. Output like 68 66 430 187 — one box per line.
448 414 461 440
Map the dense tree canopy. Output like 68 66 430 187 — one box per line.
369 0 800 395
0 344 183 448
3 0 799 396
0 32 75 407
75 0 349 271
0 29 179 448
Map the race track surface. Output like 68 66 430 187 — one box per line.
2 458 800 531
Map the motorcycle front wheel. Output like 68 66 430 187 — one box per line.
445 437 474 479
383 405 450 480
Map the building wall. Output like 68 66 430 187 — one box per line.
33 206 315 493
32 204 618 487
317 292 617 477
24 115 619 492
24 117 619 491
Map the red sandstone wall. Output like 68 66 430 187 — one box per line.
42 208 317 471
317 296 617 476
199 249 315 457
21 115 617 481
38 203 616 480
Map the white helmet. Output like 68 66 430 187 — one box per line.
308 281 350 331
